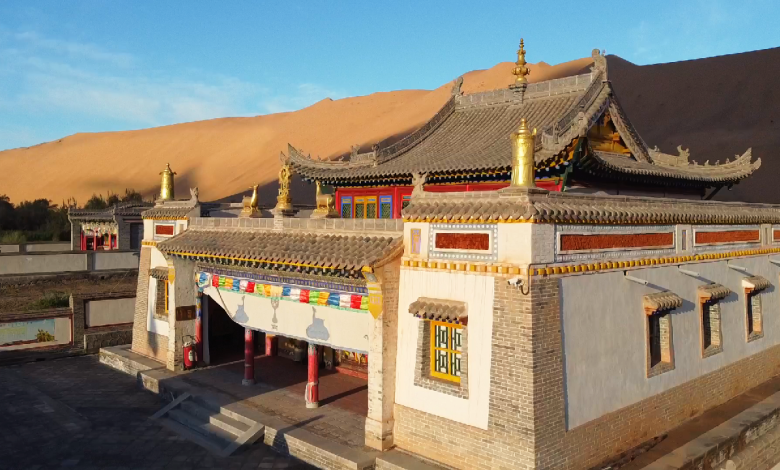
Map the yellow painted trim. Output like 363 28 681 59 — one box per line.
430 320 462 383
529 247 780 277
142 240 158 247
142 216 189 220
166 250 369 272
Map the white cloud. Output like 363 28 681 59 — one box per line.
13 31 134 67
0 30 347 136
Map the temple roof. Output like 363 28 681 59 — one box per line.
402 188 780 225
68 201 152 221
289 51 760 189
157 225 402 275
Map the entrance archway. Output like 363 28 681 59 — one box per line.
205 295 259 365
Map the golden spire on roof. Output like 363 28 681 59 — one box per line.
512 39 530 87
510 118 537 188
159 163 176 201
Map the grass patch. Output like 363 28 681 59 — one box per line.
0 231 27 243
32 291 70 309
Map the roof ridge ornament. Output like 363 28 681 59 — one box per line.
509 118 537 188
451 76 464 97
159 163 176 201
512 39 530 88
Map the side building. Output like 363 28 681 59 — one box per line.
119 42 780 469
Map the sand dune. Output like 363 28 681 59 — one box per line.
0 57 593 205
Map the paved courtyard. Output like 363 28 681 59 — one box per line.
0 355 312 470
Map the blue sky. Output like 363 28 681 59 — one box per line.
0 0 777 151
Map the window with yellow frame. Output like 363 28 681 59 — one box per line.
430 321 463 382
354 196 377 219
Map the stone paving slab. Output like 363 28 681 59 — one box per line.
639 388 780 469
0 355 310 470
102 346 378 470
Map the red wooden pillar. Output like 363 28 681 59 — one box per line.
242 328 255 386
265 334 277 356
107 232 112 250
80 232 86 250
92 233 97 251
305 343 319 408
195 291 202 360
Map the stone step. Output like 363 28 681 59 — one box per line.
167 408 237 446
190 393 257 428
158 416 228 456
180 399 251 437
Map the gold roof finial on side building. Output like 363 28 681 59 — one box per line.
512 39 530 87
509 118 537 188
159 163 176 201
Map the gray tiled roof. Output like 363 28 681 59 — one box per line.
69 202 152 221
697 283 731 301
157 228 402 272
402 189 780 225
149 267 169 281
289 67 759 187
744 275 771 291
643 291 683 312
142 204 200 220
409 298 468 324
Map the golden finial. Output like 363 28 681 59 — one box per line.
159 163 176 201
512 39 530 87
273 156 294 214
509 118 537 188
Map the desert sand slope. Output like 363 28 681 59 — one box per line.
0 57 592 205
607 47 780 204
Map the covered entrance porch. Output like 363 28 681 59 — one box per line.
200 277 370 410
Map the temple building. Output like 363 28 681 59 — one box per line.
289 47 761 218
117 42 780 469
68 201 151 251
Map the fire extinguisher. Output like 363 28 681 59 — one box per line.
182 335 198 369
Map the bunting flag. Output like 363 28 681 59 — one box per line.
202 271 367 312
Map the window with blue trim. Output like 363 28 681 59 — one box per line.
379 196 392 219
341 196 352 218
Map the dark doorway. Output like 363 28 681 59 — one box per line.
206 295 259 365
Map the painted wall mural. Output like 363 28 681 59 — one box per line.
0 319 56 348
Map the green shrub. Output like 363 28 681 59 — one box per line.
0 231 27 243
33 292 70 309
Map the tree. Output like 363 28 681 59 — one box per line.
0 194 15 230
83 194 108 210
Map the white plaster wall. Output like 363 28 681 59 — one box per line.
143 220 154 241
395 269 494 430
85 298 135 327
203 286 371 353
561 256 780 429
150 247 167 269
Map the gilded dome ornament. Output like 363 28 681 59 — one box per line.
512 39 530 87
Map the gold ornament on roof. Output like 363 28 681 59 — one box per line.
239 184 260 218
510 118 537 188
159 163 176 201
512 39 530 86
274 154 293 214
311 180 338 218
